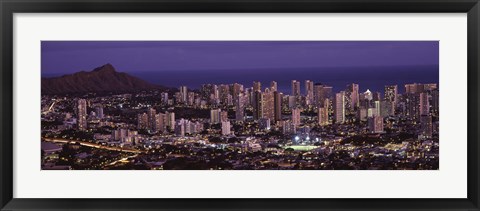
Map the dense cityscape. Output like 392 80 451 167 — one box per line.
41 69 439 170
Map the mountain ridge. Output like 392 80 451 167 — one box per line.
42 64 165 95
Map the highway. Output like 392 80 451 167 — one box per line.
42 137 146 154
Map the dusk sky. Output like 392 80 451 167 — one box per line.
41 41 439 93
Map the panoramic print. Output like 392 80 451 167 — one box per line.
41 41 439 170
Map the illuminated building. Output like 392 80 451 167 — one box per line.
253 81 261 92
291 80 301 96
345 83 359 111
334 92 345 124
210 108 221 124
313 83 332 107
253 91 263 120
262 88 275 121
318 106 329 126
270 81 278 92
235 93 247 121
420 115 433 138
305 80 314 105
137 113 148 130
77 99 87 131
274 91 282 122
384 85 398 108
165 111 175 131
368 115 384 133
220 111 229 122
179 86 188 104
221 121 231 135
292 108 301 126
147 107 156 132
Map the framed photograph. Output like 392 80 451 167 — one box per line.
1 0 479 210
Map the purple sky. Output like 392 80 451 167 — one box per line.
41 41 438 74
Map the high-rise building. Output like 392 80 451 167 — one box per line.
175 119 185 137
165 111 175 131
137 113 148 130
77 99 87 131
334 92 345 124
420 115 433 138
419 92 430 116
281 120 296 134
345 83 359 110
292 108 301 126
179 86 188 104
253 81 261 92
262 88 275 121
219 84 230 105
253 91 263 120
231 83 244 100
313 84 333 107
220 111 229 122
154 113 165 133
235 93 247 121
273 91 283 122
270 81 278 92
160 92 169 104
384 85 398 108
187 92 195 106
368 115 384 133
431 89 439 116
380 100 394 117
318 107 329 126
291 80 301 96
147 107 156 132
305 80 314 105
210 108 221 124
221 121 231 136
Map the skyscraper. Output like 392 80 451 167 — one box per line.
179 86 188 104
420 115 433 138
137 113 148 130
384 85 398 108
419 92 430 116
165 111 175 131
253 91 263 120
334 92 346 124
235 93 247 121
318 107 329 126
346 83 359 111
154 113 166 133
253 81 261 92
146 107 157 132
77 99 87 131
273 91 283 122
313 84 333 107
305 80 314 105
270 81 278 92
368 115 384 133
291 80 301 96
210 108 221 124
262 88 275 121
221 121 231 136
292 108 301 126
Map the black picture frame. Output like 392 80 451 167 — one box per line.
1 0 479 210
